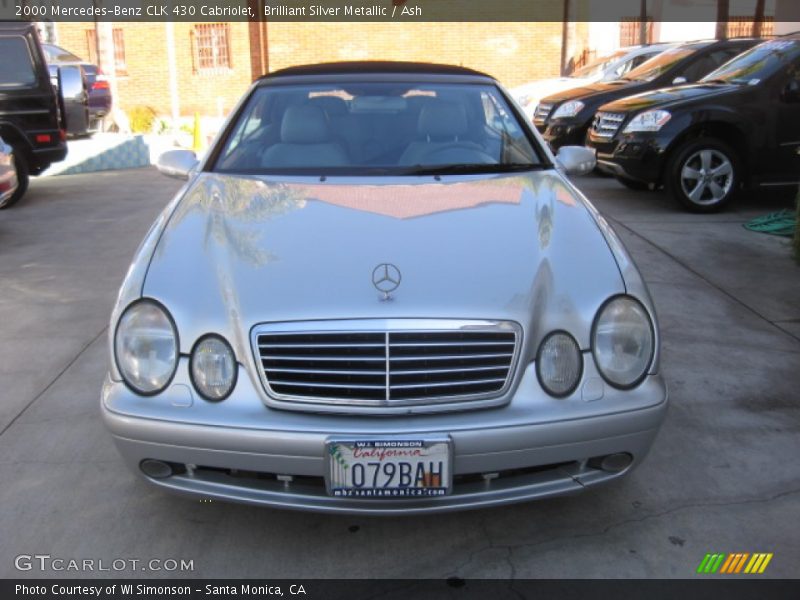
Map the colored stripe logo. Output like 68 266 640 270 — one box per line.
697 553 773 574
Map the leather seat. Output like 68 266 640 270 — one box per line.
398 101 488 166
261 105 349 168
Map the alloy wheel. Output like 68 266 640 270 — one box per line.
679 149 734 206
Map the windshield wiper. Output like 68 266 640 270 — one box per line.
402 163 544 176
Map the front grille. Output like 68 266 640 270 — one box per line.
592 111 626 138
253 320 520 410
533 102 554 127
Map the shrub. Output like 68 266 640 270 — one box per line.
128 106 157 134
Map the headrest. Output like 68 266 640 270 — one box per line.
308 96 348 116
417 101 468 139
280 105 331 144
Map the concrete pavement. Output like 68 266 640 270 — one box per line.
0 169 798 579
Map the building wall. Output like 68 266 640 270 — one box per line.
55 22 584 118
56 22 254 117
264 22 570 88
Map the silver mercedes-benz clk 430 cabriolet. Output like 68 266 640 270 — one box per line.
102 62 667 514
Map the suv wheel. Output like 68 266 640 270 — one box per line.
0 149 29 209
666 138 739 212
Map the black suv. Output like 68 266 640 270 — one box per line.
535 38 759 151
0 22 68 207
588 35 800 211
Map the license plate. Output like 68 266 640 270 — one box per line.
326 438 451 498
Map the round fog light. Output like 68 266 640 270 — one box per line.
595 453 633 473
140 459 174 479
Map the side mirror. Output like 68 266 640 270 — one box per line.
782 79 800 103
672 76 688 85
556 146 596 176
157 149 199 180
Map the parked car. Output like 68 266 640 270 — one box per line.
0 22 71 208
511 44 676 120
0 136 18 208
587 35 800 211
42 43 112 133
535 38 761 151
102 62 666 514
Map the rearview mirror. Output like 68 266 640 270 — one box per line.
157 150 199 180
556 146 596 176
672 76 688 85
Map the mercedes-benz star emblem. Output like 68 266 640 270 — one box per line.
372 263 401 300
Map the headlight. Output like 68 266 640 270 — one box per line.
190 335 237 401
622 110 671 133
551 100 585 119
592 296 654 389
114 300 178 395
536 332 583 397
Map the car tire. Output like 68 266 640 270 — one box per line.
615 176 652 191
0 149 29 209
666 137 740 212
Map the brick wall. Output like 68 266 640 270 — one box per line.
265 22 570 88
56 22 254 117
56 22 585 118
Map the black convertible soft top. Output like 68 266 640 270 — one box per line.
261 61 493 80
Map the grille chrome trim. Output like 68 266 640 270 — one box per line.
592 111 626 139
533 102 554 126
251 319 522 413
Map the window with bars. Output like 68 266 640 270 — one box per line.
112 29 127 74
619 18 654 47
726 16 774 38
84 28 127 74
192 23 232 74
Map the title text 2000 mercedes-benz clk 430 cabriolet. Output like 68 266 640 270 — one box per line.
102 62 667 514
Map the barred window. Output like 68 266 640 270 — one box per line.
619 17 654 47
112 29 127 74
192 23 231 73
726 16 774 38
84 28 126 74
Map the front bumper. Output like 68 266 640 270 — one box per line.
587 132 670 184
543 119 590 150
102 357 668 515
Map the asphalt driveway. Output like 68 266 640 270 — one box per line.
1 169 798 579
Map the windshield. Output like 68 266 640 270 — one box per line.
701 39 800 85
625 46 699 82
572 50 627 78
215 81 542 175
43 44 83 63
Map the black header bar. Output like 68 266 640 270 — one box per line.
5 0 782 23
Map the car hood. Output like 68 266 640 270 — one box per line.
143 171 625 360
512 77 595 117
541 79 638 105
512 77 594 101
600 83 740 113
